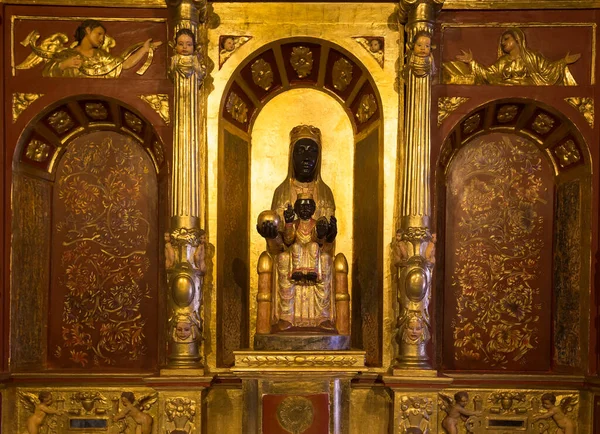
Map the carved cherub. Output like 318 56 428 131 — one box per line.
392 229 412 265
531 393 576 434
20 391 63 434
439 392 481 434
422 233 437 265
165 232 176 269
193 229 207 273
169 28 205 81
113 392 157 434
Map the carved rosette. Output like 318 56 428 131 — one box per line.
290 46 313 78
251 58 274 90
165 0 208 370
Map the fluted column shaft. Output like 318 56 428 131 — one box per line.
163 0 207 372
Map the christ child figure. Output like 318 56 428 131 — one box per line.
283 195 328 283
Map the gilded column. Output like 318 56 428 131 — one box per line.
164 0 207 371
394 0 443 372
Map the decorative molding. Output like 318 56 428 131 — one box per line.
233 351 366 371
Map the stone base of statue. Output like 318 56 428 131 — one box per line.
233 349 365 372
254 332 350 351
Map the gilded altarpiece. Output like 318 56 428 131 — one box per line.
2 1 600 434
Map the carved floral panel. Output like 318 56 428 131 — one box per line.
444 133 554 370
49 131 158 369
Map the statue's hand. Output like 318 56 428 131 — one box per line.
316 217 328 239
564 52 581 64
284 204 295 223
456 49 473 63
257 221 278 239
326 215 337 242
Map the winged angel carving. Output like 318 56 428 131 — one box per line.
532 393 577 434
438 392 481 434
16 19 161 78
113 392 158 434
19 391 63 434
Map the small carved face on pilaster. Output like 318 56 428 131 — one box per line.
413 33 431 57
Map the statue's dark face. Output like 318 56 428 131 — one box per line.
292 138 319 182
294 198 316 220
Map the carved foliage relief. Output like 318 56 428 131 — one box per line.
445 133 553 370
49 131 158 369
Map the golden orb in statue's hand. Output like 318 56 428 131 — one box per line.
257 210 281 229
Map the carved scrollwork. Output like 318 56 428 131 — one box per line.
399 396 433 434
13 92 43 122
237 354 360 367
437 97 469 126
139 94 170 125
565 96 594 128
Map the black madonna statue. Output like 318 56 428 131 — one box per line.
255 125 350 350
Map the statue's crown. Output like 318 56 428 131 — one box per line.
290 125 321 144
297 192 314 200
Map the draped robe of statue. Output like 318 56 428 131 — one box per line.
264 126 336 329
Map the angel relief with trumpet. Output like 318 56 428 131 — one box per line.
16 19 162 78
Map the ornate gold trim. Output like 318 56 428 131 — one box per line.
444 0 600 8
233 350 366 372
5 0 600 9
437 96 469 126
12 92 43 123
139 94 170 125
565 97 594 128
3 0 165 6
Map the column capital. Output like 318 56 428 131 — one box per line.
165 0 207 24
398 0 444 38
